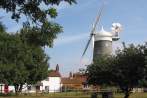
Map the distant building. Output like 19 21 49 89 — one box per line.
0 84 15 93
42 64 61 92
0 64 62 93
27 64 61 93
61 72 88 91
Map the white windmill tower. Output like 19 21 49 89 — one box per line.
81 4 122 62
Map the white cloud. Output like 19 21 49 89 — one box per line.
54 33 88 46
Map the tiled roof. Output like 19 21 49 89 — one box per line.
61 77 86 84
48 70 61 77
73 72 87 78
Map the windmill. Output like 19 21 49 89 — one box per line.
81 4 122 62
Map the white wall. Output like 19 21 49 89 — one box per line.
9 86 15 93
48 77 61 92
0 84 4 93
41 79 50 92
41 77 61 92
0 84 26 93
0 77 62 93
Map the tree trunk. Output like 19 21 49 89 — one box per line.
14 84 23 95
121 86 132 98
124 91 130 98
14 84 19 95
18 84 23 93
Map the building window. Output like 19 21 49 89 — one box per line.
45 86 49 92
36 86 40 91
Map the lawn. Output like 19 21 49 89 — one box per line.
0 92 147 98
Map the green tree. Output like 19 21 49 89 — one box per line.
0 0 76 47
0 22 5 32
0 24 49 93
87 43 147 98
0 0 76 93
113 44 146 98
87 56 114 86
0 0 76 23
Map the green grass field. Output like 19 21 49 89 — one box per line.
0 92 147 98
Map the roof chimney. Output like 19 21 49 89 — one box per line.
69 72 73 79
56 64 59 71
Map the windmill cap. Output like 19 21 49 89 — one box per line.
96 26 112 37
95 27 112 41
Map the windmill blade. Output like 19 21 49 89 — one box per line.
81 35 93 58
91 34 95 51
90 3 104 35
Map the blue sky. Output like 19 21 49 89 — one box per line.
1 0 147 76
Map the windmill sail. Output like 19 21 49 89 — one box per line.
91 4 104 35
81 35 93 57
81 3 104 58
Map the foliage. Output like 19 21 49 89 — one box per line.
86 43 147 98
0 23 49 93
0 0 76 23
0 0 76 94
0 22 5 32
87 56 114 86
112 44 146 98
0 0 76 47
19 23 62 47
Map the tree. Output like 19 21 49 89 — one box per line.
86 43 147 98
112 44 146 98
0 24 49 93
87 56 114 86
19 24 62 47
0 22 5 32
0 0 76 23
0 0 76 47
0 0 77 94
